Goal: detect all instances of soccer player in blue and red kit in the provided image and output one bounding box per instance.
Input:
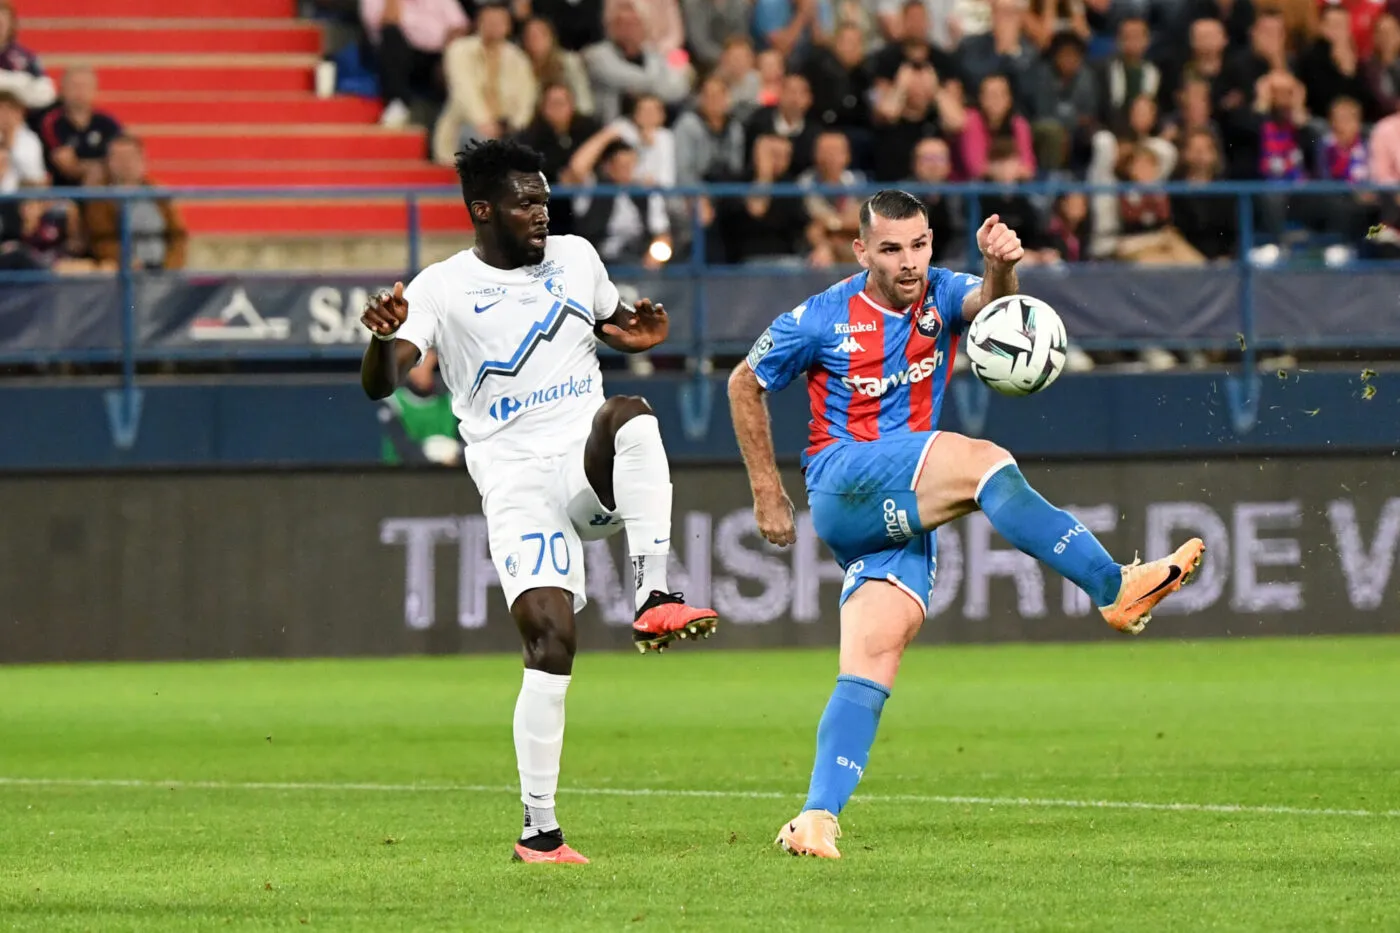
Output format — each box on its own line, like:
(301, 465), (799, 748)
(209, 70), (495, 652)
(728, 190), (1206, 858)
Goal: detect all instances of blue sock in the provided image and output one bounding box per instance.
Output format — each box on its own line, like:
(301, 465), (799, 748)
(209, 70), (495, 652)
(977, 462), (1123, 607)
(802, 675), (890, 815)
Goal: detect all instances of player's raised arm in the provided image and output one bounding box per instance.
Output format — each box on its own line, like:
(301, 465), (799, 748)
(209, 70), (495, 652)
(360, 281), (425, 399)
(962, 213), (1024, 322)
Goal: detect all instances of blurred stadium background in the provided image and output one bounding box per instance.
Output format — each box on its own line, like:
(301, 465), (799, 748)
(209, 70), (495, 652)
(3, 0), (1400, 929)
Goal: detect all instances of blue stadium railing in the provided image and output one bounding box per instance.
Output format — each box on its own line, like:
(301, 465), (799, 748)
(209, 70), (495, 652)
(2, 179), (1398, 430)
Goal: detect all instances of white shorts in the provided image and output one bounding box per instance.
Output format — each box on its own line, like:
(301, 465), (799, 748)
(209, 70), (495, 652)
(464, 440), (625, 613)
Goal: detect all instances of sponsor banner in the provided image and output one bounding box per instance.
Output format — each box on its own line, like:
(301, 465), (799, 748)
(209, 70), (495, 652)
(1, 459), (1397, 663)
(5, 265), (1400, 356)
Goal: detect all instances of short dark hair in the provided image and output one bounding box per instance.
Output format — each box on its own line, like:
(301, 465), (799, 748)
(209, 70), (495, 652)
(453, 138), (547, 212)
(859, 189), (928, 238)
(987, 137), (1020, 163)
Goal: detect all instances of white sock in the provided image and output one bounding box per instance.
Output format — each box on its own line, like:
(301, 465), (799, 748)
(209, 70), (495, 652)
(513, 668), (570, 839)
(612, 414), (672, 611)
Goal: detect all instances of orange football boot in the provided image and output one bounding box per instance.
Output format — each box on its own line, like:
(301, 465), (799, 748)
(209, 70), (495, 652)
(512, 831), (590, 864)
(775, 809), (842, 859)
(1099, 538), (1206, 634)
(633, 590), (718, 654)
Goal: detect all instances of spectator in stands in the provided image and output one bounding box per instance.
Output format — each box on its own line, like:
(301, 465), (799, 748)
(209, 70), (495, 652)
(909, 136), (958, 258)
(980, 138), (1057, 263)
(604, 0), (685, 55)
(1161, 76), (1221, 147)
(716, 37), (764, 120)
(0, 197), (92, 273)
(1222, 9), (1291, 109)
(1180, 0), (1255, 49)
(745, 72), (818, 174)
(727, 134), (827, 264)
(1299, 3), (1377, 121)
(752, 48), (787, 109)
(872, 1), (960, 104)
(520, 16), (596, 116)
(1312, 95), (1372, 263)
(515, 82), (601, 233)
(518, 0), (605, 51)
(360, 0), (469, 127)
(1165, 17), (1230, 109)
(955, 0), (996, 39)
(0, 90), (44, 192)
(680, 0), (755, 72)
(583, 0), (694, 123)
(1086, 112), (1177, 257)
(875, 0), (961, 52)
(802, 23), (874, 130)
(433, 3), (537, 163)
(565, 127), (672, 265)
(1170, 126), (1237, 260)
(868, 61), (954, 181)
(1025, 0), (1092, 50)
(752, 0), (834, 62)
(957, 0), (1039, 110)
(1096, 16), (1163, 129)
(611, 93), (677, 189)
(1369, 94), (1400, 244)
(1029, 30), (1099, 173)
(674, 76), (747, 185)
(36, 68), (123, 188)
(799, 130), (865, 261)
(1365, 13), (1400, 114)
(1114, 143), (1205, 264)
(955, 72), (1036, 181)
(82, 136), (187, 272)
(1046, 190), (1092, 261)
(0, 0), (55, 111)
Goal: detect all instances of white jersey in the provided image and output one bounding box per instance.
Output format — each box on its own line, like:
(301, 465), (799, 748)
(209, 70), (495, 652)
(396, 235), (620, 460)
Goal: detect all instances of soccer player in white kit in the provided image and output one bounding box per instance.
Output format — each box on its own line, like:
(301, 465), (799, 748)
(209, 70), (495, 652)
(360, 140), (719, 865)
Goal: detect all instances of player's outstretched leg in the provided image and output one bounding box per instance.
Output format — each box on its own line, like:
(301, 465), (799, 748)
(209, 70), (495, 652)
(584, 396), (718, 653)
(914, 433), (1205, 634)
(777, 581), (919, 859)
(510, 587), (589, 864)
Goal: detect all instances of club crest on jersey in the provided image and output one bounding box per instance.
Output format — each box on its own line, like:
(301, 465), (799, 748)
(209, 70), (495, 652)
(505, 553), (520, 577)
(916, 301), (942, 339)
(544, 276), (567, 300)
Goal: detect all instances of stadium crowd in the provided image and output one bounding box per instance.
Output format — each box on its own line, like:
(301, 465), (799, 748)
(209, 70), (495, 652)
(322, 0), (1400, 271)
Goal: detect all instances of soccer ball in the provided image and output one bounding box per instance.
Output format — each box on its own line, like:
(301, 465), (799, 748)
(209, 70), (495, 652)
(965, 295), (1068, 397)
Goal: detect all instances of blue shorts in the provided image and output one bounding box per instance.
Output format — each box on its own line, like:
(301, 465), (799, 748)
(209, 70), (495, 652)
(805, 432), (941, 615)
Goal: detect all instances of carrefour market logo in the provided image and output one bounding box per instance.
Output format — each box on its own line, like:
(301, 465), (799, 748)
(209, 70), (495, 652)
(488, 374), (595, 422)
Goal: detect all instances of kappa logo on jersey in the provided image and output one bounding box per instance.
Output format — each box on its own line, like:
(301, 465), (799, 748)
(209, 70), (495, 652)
(789, 303), (807, 323)
(915, 302), (942, 339)
(841, 352), (946, 398)
(488, 374), (595, 421)
(835, 336), (865, 353)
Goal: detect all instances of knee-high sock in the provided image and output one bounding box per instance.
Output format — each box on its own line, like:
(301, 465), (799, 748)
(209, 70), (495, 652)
(976, 460), (1123, 607)
(802, 675), (890, 816)
(612, 414), (672, 610)
(514, 669), (570, 838)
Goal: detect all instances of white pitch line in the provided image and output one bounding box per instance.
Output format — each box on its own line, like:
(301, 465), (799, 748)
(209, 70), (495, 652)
(1, 776), (1397, 819)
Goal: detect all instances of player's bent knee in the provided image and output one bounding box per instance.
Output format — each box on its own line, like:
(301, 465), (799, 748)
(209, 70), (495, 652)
(838, 581), (925, 684)
(511, 588), (577, 674)
(594, 394), (654, 437)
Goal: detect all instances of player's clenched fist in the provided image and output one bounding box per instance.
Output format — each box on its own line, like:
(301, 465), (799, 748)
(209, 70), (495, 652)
(976, 213), (1024, 269)
(754, 490), (797, 547)
(362, 281), (409, 338)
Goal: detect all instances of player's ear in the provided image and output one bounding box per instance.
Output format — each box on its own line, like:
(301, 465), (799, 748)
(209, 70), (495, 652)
(468, 200), (491, 225)
(852, 238), (869, 270)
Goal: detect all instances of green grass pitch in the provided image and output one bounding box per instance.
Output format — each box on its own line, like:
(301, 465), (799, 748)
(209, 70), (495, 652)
(3, 636), (1400, 932)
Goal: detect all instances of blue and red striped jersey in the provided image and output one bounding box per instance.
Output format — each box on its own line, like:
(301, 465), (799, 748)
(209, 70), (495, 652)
(745, 266), (982, 464)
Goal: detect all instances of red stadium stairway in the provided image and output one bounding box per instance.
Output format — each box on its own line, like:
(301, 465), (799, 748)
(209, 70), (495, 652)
(22, 3), (463, 241)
